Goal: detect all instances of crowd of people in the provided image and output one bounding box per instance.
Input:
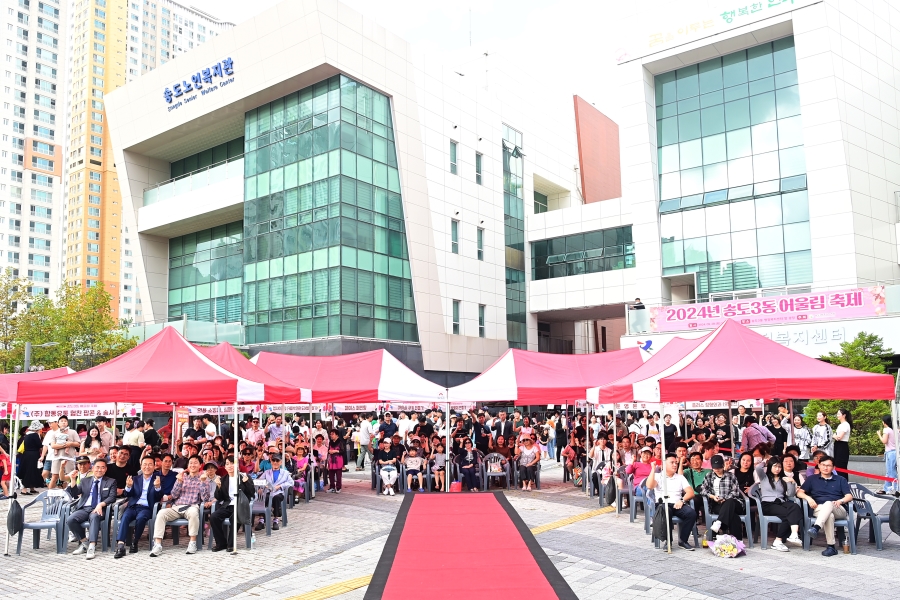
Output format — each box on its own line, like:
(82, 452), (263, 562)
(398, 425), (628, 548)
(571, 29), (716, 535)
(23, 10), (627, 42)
(1, 403), (896, 559)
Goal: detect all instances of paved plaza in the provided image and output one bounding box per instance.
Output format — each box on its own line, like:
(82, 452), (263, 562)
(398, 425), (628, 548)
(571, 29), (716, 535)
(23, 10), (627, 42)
(2, 460), (898, 600)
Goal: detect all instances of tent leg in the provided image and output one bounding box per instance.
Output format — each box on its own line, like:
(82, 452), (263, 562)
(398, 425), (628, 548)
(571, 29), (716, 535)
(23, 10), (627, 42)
(233, 402), (239, 553)
(660, 412), (672, 554)
(788, 399), (794, 446)
(728, 402), (735, 458)
(172, 405), (178, 453)
(282, 402), (287, 454)
(4, 405), (19, 556)
(446, 402), (451, 492)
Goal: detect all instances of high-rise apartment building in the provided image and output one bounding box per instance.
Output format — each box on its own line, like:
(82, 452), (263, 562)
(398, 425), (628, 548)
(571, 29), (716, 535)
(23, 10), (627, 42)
(2, 0), (68, 296)
(63, 0), (231, 320)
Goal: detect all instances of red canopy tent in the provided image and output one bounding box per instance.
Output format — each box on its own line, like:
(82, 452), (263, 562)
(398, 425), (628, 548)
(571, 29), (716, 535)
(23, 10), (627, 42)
(587, 318), (895, 403)
(16, 327), (277, 405)
(448, 347), (645, 405)
(250, 349), (447, 405)
(196, 342), (308, 405)
(0, 367), (72, 406)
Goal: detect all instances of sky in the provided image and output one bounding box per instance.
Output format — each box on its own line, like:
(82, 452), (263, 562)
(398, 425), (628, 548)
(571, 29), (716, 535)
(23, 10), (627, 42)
(183, 0), (726, 124)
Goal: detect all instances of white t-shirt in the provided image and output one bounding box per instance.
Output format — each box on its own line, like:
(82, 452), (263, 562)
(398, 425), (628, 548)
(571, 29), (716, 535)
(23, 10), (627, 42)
(358, 421), (373, 445)
(42, 431), (56, 461)
(655, 473), (691, 504)
(836, 421), (851, 444)
(883, 427), (896, 452)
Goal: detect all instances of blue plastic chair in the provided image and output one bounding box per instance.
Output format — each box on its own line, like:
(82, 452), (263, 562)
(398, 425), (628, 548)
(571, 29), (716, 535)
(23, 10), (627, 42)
(850, 482), (889, 551)
(17, 491), (70, 555)
(701, 492), (754, 548)
(800, 497), (856, 554)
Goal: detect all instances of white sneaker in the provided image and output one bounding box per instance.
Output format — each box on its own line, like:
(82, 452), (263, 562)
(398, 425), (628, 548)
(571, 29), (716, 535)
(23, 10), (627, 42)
(388, 487), (395, 496)
(85, 545), (96, 559)
(185, 541), (197, 554)
(786, 535), (802, 546)
(149, 543), (163, 557)
(71, 543), (86, 556)
(772, 540), (789, 552)
(382, 488), (390, 495)
(68, 532), (76, 543)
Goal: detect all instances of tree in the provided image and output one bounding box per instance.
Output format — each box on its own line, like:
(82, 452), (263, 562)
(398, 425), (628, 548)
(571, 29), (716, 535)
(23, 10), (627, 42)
(0, 268), (33, 373)
(4, 283), (136, 372)
(804, 332), (894, 456)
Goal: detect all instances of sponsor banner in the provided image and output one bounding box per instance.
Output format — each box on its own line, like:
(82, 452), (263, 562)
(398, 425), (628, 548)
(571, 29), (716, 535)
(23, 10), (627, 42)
(332, 404), (371, 413)
(118, 403), (143, 418)
(649, 287), (884, 332)
(18, 403), (118, 419)
(387, 403), (433, 413)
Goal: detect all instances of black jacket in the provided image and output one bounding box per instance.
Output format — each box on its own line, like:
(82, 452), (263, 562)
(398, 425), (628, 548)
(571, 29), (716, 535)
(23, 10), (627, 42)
(492, 420), (514, 439)
(214, 473), (256, 504)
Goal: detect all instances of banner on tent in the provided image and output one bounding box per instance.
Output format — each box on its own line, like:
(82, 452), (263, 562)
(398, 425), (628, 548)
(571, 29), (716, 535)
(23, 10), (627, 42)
(449, 402), (476, 411)
(18, 403), (118, 419)
(333, 404), (371, 413)
(259, 404), (322, 414)
(387, 403), (433, 412)
(184, 405), (255, 416)
(685, 399), (764, 410)
(117, 403), (143, 418)
(649, 286), (885, 332)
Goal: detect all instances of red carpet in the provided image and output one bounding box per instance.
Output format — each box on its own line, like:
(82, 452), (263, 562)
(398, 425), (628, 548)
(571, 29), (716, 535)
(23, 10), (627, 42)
(366, 492), (574, 600)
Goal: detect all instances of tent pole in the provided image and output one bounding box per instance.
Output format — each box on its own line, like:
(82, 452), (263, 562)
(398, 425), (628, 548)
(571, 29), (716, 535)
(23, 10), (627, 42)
(172, 405), (178, 452)
(893, 377), (900, 493)
(233, 401), (239, 554)
(445, 402), (450, 492)
(728, 402), (735, 458)
(3, 403), (19, 556)
(282, 402), (287, 456)
(660, 407), (672, 554)
(788, 399), (794, 446)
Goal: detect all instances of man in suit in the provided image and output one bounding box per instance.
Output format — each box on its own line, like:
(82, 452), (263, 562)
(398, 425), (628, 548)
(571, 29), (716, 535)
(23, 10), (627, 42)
(114, 456), (162, 558)
(66, 458), (116, 559)
(492, 411), (514, 440)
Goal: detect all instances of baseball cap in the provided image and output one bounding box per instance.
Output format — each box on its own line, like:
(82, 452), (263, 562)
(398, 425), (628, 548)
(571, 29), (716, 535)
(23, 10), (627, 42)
(710, 454), (725, 469)
(640, 447), (652, 454)
(75, 456), (91, 465)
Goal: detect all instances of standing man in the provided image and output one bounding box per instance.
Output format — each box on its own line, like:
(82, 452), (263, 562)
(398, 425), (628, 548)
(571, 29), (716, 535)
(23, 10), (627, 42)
(493, 411), (514, 441)
(356, 412), (374, 471)
(472, 412), (492, 455)
(39, 419), (58, 484)
(266, 414), (284, 444)
(49, 415), (80, 489)
(66, 458), (116, 559)
(377, 412), (398, 443)
(96, 417), (115, 458)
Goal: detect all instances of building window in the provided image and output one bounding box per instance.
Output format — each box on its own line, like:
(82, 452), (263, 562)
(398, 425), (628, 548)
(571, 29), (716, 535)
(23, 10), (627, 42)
(452, 300), (460, 335)
(654, 36), (809, 298)
(450, 219), (459, 254)
(449, 140), (457, 175)
(478, 304), (485, 338)
(475, 152), (482, 185)
(534, 191), (548, 214)
(477, 227), (484, 261)
(531, 226), (635, 281)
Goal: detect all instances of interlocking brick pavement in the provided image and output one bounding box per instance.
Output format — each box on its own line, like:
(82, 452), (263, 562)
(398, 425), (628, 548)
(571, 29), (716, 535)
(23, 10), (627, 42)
(4, 459), (899, 600)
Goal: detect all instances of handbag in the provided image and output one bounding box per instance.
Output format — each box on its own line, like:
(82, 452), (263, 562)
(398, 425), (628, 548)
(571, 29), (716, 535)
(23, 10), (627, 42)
(6, 499), (23, 536)
(572, 466), (583, 487)
(651, 503), (670, 542)
(604, 477), (616, 506)
(236, 489), (252, 525)
(890, 499), (900, 536)
(449, 481), (462, 493)
(17, 440), (23, 454)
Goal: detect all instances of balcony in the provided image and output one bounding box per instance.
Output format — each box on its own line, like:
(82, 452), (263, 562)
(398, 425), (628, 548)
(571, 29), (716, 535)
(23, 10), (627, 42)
(143, 155), (243, 206)
(129, 317), (244, 346)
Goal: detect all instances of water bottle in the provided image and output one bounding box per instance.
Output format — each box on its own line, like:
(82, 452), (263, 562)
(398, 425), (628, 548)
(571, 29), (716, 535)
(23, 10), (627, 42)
(251, 533), (256, 549)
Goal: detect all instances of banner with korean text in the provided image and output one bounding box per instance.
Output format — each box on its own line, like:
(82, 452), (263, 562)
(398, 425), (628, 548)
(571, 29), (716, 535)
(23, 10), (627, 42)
(18, 403), (119, 420)
(648, 287), (884, 333)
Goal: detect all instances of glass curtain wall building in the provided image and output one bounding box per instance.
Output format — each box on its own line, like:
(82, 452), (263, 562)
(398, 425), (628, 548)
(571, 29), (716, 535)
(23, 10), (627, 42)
(168, 222), (243, 322)
(655, 36), (812, 299)
(502, 125), (526, 349)
(241, 75), (417, 345)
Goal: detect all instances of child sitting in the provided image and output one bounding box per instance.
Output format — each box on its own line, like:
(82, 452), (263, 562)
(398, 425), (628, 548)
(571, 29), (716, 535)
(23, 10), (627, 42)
(404, 446), (425, 492)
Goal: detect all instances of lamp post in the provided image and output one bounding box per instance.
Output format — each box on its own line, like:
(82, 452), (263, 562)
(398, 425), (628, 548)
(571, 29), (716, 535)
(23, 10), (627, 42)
(23, 341), (58, 372)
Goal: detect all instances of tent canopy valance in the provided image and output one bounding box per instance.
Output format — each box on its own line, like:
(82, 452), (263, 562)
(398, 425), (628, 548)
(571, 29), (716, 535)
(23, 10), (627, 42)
(15, 328), (282, 405)
(0, 367), (73, 404)
(448, 347), (645, 405)
(588, 319), (895, 404)
(250, 349), (446, 404)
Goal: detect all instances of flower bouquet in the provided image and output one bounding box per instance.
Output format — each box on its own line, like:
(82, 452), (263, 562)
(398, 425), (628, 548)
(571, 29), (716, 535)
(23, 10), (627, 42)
(709, 534), (745, 558)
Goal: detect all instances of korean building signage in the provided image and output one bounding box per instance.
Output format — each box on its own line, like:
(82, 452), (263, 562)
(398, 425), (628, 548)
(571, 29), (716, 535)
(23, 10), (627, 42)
(163, 57), (234, 112)
(617, 0), (822, 63)
(649, 287), (885, 333)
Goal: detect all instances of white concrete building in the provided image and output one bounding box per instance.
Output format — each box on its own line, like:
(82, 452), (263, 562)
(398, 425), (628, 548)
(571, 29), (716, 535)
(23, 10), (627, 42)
(105, 0), (605, 384)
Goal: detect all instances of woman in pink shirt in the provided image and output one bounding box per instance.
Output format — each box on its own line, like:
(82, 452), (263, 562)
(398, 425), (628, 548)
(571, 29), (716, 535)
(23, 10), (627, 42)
(626, 447), (654, 500)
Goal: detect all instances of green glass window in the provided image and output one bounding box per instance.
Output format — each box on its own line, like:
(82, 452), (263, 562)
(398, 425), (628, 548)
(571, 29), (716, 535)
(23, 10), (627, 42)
(654, 36), (809, 299)
(242, 75), (417, 344)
